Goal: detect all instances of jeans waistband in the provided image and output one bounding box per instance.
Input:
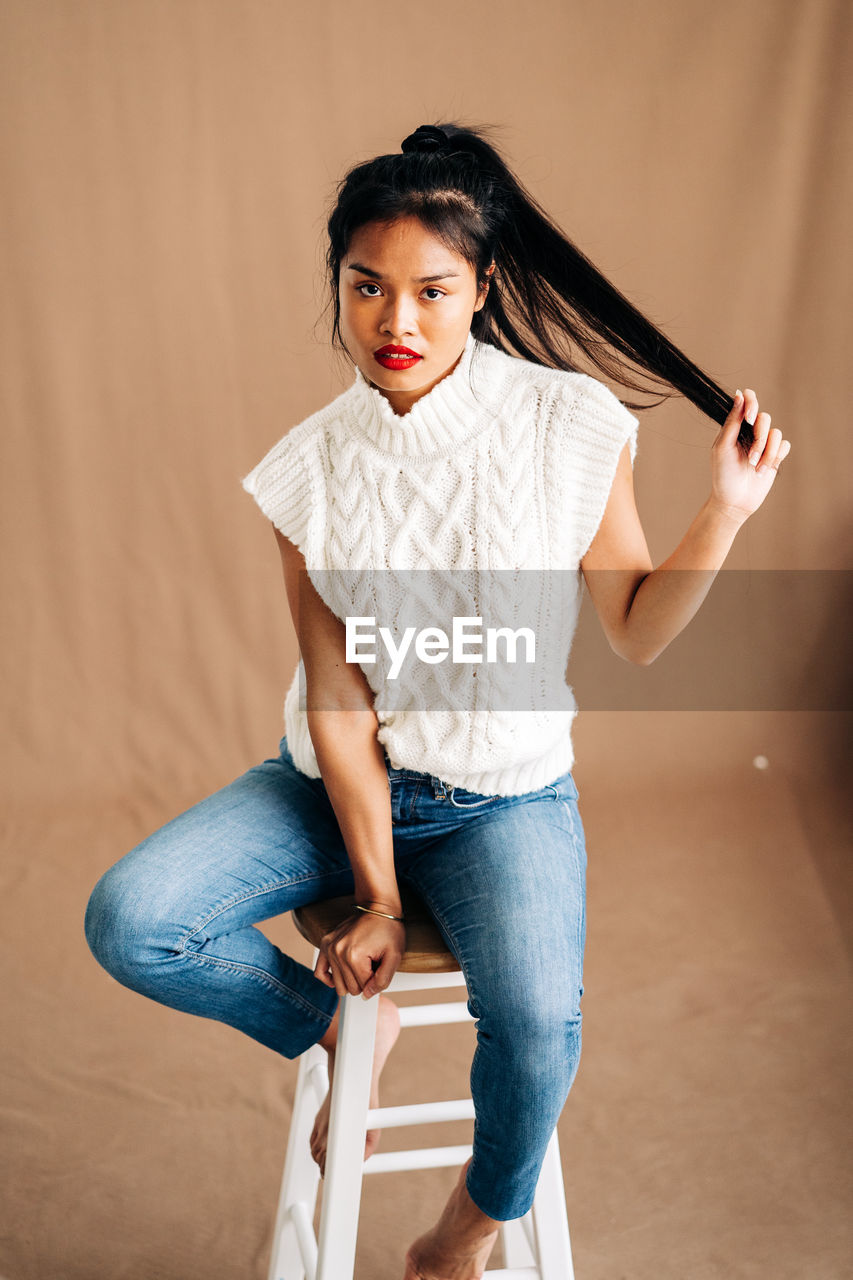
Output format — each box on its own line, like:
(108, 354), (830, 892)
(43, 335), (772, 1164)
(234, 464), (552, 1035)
(384, 758), (563, 807)
(385, 761), (449, 800)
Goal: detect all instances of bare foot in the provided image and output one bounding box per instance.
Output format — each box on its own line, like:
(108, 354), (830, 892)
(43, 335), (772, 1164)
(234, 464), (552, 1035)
(310, 992), (402, 1176)
(403, 1157), (501, 1279)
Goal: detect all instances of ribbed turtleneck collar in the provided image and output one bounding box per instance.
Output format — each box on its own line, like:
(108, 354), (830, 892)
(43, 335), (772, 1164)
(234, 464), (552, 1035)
(349, 330), (505, 457)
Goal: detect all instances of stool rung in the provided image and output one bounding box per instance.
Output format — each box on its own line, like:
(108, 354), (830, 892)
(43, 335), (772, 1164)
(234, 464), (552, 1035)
(398, 1000), (473, 1027)
(366, 1098), (475, 1127)
(285, 1199), (318, 1280)
(363, 1142), (473, 1174)
(483, 1270), (539, 1278)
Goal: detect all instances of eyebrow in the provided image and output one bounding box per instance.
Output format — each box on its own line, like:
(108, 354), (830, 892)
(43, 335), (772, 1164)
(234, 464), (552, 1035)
(346, 262), (461, 283)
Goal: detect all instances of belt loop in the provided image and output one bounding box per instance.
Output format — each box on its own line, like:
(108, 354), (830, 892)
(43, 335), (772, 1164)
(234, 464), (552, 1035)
(431, 775), (447, 800)
(546, 784), (558, 800)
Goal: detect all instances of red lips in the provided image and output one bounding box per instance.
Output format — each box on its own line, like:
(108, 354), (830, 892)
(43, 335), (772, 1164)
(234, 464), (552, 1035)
(374, 345), (423, 370)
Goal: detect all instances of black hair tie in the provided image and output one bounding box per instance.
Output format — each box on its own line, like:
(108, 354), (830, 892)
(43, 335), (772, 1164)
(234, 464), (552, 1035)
(401, 124), (450, 154)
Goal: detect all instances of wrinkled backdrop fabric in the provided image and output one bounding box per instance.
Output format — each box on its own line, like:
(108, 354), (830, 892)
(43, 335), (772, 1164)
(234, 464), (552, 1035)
(1, 1), (851, 1277)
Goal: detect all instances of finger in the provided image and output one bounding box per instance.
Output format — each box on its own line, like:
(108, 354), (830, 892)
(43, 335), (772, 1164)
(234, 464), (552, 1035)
(738, 388), (760, 456)
(747, 411), (772, 467)
(752, 422), (780, 470)
(329, 962), (349, 1000)
(352, 957), (379, 996)
(318, 948), (347, 998)
(319, 964), (340, 992)
(367, 950), (402, 996)
(361, 957), (381, 998)
(360, 968), (380, 999)
(314, 942), (338, 984)
(755, 429), (785, 474)
(719, 389), (745, 438)
(331, 949), (363, 996)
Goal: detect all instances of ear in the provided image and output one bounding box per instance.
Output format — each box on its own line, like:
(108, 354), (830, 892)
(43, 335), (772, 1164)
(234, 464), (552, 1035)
(475, 260), (496, 311)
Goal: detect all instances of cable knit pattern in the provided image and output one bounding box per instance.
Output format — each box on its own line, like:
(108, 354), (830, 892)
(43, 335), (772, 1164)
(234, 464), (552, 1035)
(241, 330), (639, 795)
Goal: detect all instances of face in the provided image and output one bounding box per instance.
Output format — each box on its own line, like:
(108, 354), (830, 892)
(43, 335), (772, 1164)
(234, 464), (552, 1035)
(339, 215), (493, 417)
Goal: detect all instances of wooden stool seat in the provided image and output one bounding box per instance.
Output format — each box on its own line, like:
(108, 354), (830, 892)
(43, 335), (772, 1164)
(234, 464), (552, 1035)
(293, 884), (460, 973)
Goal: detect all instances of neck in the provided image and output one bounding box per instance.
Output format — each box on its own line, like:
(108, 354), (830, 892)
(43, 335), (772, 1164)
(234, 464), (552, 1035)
(368, 347), (467, 418)
(348, 331), (510, 457)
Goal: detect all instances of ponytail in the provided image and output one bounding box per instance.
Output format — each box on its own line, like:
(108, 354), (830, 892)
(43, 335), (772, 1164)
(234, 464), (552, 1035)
(323, 120), (751, 452)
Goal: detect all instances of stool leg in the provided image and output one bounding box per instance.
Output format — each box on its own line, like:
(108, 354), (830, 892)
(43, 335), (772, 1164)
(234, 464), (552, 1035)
(315, 992), (379, 1280)
(528, 1127), (575, 1280)
(267, 1042), (327, 1280)
(500, 1212), (537, 1270)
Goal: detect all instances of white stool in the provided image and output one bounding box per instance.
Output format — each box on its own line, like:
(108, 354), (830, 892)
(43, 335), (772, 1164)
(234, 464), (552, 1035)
(267, 888), (576, 1280)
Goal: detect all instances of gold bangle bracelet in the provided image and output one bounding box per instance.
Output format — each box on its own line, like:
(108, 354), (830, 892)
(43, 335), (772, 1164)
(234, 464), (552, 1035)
(354, 904), (406, 923)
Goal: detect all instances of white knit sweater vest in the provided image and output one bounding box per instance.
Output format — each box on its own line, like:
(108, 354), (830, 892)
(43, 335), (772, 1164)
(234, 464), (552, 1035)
(241, 330), (639, 796)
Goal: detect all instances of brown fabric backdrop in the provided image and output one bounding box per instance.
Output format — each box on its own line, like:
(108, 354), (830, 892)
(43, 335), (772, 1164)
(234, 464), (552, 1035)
(2, 1), (851, 1276)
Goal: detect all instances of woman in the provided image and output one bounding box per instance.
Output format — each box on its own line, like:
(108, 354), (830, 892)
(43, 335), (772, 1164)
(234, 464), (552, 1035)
(85, 121), (791, 1279)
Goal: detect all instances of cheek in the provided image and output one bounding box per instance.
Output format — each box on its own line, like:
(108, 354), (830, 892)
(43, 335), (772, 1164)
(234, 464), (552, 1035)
(338, 299), (360, 338)
(433, 295), (475, 325)
(342, 297), (372, 331)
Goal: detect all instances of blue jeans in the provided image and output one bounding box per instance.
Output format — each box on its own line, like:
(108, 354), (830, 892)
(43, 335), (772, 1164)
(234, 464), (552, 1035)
(84, 735), (587, 1221)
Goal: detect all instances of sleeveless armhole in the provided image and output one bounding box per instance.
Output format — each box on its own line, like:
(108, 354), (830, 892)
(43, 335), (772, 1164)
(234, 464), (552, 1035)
(240, 429), (317, 564)
(553, 373), (640, 566)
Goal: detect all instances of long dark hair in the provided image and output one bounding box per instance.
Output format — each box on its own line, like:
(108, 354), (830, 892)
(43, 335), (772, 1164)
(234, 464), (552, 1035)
(321, 119), (751, 451)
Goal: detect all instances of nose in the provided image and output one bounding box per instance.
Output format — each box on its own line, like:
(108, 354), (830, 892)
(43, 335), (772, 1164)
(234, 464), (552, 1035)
(379, 293), (418, 339)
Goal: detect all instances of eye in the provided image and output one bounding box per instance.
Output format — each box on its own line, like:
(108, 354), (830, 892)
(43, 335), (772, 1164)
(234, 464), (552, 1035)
(354, 282), (447, 300)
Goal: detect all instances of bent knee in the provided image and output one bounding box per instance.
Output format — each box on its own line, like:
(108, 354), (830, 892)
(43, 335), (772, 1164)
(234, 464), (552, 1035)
(84, 862), (178, 985)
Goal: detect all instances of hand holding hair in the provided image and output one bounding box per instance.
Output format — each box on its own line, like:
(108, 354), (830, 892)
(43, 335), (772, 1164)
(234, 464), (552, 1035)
(709, 387), (793, 524)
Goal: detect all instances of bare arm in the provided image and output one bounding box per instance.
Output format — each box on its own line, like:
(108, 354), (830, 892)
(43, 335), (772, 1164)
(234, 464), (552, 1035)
(580, 388), (792, 666)
(275, 527), (403, 995)
(579, 443), (742, 666)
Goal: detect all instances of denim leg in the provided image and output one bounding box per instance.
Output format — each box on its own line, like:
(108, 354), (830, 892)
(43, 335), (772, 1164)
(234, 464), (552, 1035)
(83, 742), (351, 1060)
(399, 790), (587, 1221)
